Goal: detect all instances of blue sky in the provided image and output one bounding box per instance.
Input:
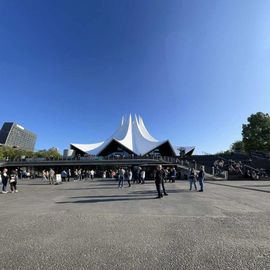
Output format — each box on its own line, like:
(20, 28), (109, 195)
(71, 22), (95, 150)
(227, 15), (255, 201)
(0, 0), (269, 154)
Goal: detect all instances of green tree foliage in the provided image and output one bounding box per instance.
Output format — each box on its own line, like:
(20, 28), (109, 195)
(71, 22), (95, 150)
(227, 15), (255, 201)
(46, 148), (62, 159)
(230, 140), (245, 152)
(242, 112), (270, 152)
(0, 146), (62, 160)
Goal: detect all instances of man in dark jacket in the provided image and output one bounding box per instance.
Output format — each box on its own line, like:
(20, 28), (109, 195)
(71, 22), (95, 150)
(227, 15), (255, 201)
(155, 165), (168, 198)
(198, 166), (205, 192)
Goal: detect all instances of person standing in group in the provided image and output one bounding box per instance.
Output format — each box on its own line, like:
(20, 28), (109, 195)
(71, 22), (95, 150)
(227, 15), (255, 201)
(61, 169), (67, 182)
(67, 169), (71, 182)
(74, 169), (78, 181)
(155, 165), (167, 198)
(140, 169), (145, 184)
(90, 169), (95, 180)
(125, 169), (131, 187)
(198, 166), (205, 192)
(171, 167), (177, 183)
(42, 170), (48, 181)
(9, 170), (18, 193)
(49, 168), (55, 185)
(189, 168), (197, 191)
(160, 166), (168, 196)
(2, 168), (9, 194)
(78, 169), (82, 180)
(118, 167), (125, 189)
(128, 169), (132, 187)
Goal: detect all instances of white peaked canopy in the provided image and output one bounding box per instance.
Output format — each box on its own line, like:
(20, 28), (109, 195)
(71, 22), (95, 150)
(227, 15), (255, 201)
(70, 115), (194, 156)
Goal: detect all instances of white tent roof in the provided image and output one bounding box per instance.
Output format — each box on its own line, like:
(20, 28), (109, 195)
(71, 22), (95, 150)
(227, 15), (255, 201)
(71, 115), (194, 156)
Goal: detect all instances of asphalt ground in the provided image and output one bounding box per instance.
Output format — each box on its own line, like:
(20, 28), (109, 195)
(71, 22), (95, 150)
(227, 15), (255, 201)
(0, 178), (270, 270)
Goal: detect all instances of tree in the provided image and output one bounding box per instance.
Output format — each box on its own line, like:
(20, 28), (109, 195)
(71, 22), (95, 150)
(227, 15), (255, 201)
(46, 147), (62, 159)
(231, 140), (245, 153)
(242, 112), (270, 152)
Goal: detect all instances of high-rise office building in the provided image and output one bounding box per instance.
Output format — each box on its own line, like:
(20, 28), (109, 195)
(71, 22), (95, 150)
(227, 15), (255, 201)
(0, 122), (37, 151)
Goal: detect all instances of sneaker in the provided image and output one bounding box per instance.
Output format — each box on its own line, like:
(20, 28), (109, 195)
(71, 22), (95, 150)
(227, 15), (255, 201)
(2, 191), (8, 194)
(164, 193), (168, 196)
(15, 190), (18, 193)
(11, 191), (15, 193)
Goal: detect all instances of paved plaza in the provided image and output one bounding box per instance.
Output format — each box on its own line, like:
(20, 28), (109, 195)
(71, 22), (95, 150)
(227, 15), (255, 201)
(0, 178), (270, 270)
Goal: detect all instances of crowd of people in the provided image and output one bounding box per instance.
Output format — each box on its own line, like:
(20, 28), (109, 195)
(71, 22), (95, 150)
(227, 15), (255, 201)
(41, 168), (96, 184)
(1, 165), (206, 197)
(213, 158), (268, 180)
(188, 167), (205, 192)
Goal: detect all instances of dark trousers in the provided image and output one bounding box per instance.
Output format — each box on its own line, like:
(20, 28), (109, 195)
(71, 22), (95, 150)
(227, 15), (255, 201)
(161, 179), (167, 195)
(2, 179), (8, 192)
(10, 181), (17, 191)
(127, 179), (131, 187)
(198, 178), (204, 191)
(155, 180), (162, 197)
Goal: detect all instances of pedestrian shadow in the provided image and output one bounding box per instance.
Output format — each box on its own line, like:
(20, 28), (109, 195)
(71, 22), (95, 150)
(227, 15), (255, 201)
(55, 196), (154, 204)
(19, 183), (50, 186)
(68, 194), (153, 199)
(129, 189), (190, 195)
(62, 187), (118, 191)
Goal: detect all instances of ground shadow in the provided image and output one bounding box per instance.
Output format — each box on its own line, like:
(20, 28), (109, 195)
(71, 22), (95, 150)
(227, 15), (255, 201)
(208, 182), (270, 194)
(61, 187), (118, 191)
(243, 184), (270, 188)
(56, 196), (154, 204)
(69, 194), (153, 199)
(129, 189), (190, 195)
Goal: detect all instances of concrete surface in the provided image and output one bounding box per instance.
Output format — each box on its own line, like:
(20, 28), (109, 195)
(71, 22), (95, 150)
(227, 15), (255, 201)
(0, 178), (270, 270)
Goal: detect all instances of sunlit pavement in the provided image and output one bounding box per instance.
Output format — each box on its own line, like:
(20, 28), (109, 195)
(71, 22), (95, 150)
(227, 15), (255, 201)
(0, 178), (270, 270)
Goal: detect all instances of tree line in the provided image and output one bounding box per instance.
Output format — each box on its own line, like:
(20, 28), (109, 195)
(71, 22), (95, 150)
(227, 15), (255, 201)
(0, 146), (62, 161)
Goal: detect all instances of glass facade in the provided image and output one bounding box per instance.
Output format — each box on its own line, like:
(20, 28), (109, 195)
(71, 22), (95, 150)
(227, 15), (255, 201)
(0, 122), (37, 151)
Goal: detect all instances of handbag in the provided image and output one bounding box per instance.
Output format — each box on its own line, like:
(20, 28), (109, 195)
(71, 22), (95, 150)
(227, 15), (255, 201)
(10, 177), (16, 183)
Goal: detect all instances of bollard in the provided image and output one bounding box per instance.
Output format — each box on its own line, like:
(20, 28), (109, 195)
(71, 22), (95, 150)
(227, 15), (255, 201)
(212, 166), (215, 175)
(224, 171), (228, 180)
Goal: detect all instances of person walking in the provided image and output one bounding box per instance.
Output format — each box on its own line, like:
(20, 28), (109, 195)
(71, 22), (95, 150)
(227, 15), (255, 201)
(198, 166), (205, 192)
(189, 168), (197, 191)
(42, 170), (48, 181)
(2, 168), (9, 194)
(49, 168), (55, 185)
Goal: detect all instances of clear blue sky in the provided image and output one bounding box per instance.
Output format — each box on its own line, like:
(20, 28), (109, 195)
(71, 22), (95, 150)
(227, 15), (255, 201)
(0, 0), (269, 154)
